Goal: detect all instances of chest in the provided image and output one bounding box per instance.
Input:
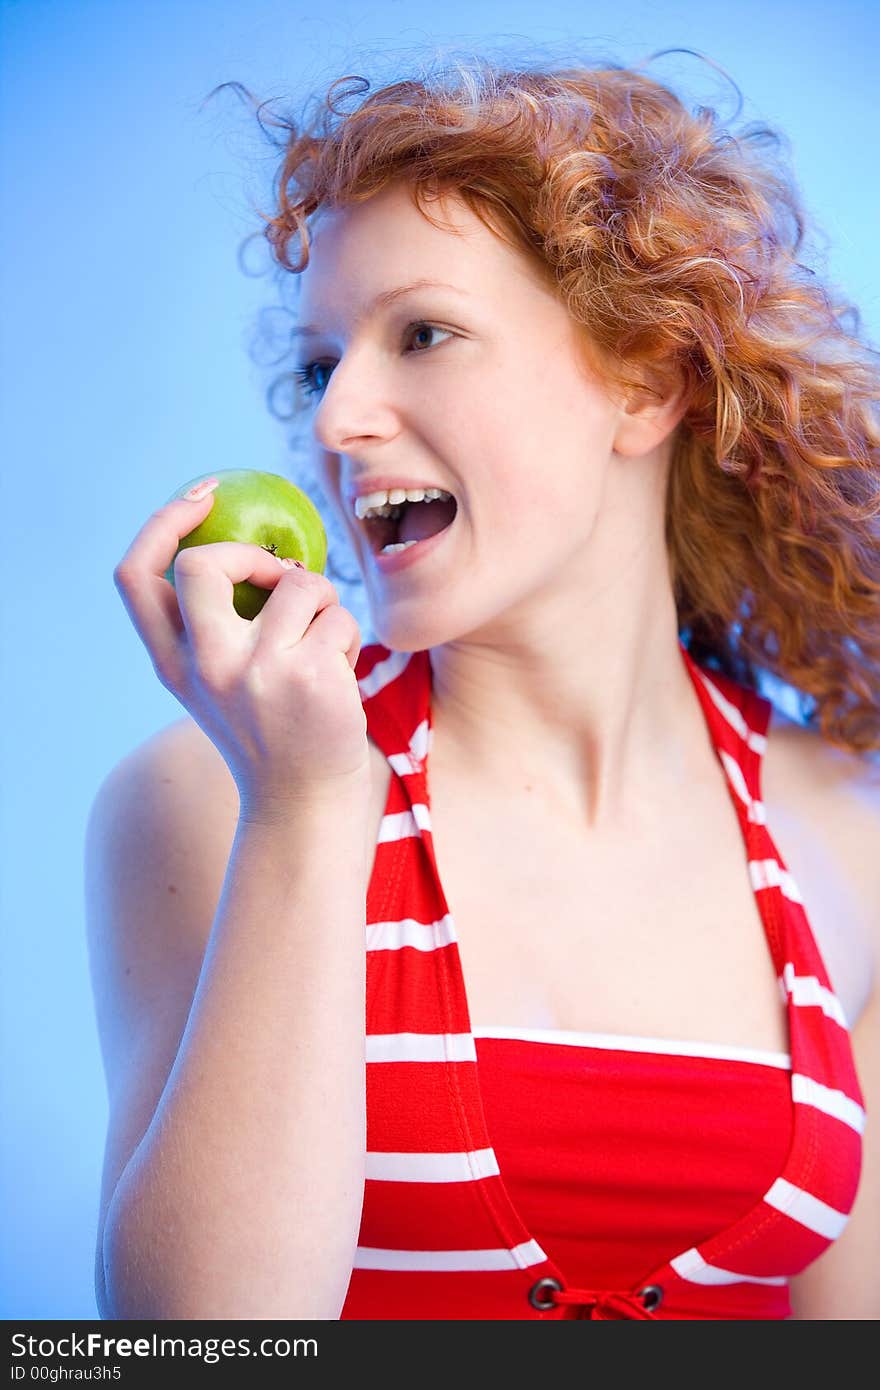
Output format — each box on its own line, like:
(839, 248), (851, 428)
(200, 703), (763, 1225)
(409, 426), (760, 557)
(363, 724), (869, 1051)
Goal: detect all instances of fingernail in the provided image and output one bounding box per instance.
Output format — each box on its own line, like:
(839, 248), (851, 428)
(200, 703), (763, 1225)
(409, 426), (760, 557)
(184, 477), (220, 501)
(278, 557), (306, 569)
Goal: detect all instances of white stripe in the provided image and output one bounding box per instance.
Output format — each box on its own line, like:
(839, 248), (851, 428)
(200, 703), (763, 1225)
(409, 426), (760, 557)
(365, 715), (429, 779)
(354, 1238), (547, 1272)
(670, 1248), (788, 1287)
(388, 750), (424, 777)
(357, 647), (412, 700)
(472, 1026), (791, 1069)
(694, 668), (768, 754)
(377, 802), (431, 843)
(365, 1147), (500, 1182)
(791, 1073), (866, 1134)
(366, 914), (456, 952)
(366, 1032), (477, 1063)
(763, 1177), (849, 1240)
(409, 717), (431, 765)
(749, 858), (803, 904)
(411, 802), (432, 832)
(377, 809), (419, 843)
(781, 963), (848, 1028)
(719, 749), (766, 823)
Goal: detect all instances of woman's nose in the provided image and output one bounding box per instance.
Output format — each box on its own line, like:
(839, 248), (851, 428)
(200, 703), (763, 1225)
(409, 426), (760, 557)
(311, 357), (401, 455)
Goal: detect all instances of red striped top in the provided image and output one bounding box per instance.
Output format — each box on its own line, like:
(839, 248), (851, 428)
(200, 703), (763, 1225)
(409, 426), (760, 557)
(340, 637), (866, 1320)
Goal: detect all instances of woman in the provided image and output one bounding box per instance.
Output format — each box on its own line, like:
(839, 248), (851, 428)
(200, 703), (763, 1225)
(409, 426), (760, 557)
(88, 53), (879, 1320)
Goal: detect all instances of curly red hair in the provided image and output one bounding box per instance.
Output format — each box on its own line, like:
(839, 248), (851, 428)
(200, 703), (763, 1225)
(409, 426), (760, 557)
(217, 51), (880, 755)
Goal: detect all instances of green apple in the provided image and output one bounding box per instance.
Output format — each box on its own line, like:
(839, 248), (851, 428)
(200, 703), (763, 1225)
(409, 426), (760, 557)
(164, 469), (328, 619)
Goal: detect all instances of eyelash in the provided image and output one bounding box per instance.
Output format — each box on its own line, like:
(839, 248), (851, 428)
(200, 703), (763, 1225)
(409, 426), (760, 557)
(292, 321), (453, 399)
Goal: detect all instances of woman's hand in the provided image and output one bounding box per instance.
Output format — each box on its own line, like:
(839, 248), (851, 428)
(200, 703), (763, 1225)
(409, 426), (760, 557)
(113, 483), (371, 820)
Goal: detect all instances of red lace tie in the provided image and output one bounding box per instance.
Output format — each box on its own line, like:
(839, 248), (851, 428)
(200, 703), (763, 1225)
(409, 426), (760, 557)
(551, 1285), (660, 1320)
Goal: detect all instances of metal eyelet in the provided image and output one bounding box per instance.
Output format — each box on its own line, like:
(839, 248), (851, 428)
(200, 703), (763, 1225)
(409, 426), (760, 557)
(528, 1276), (563, 1310)
(638, 1284), (664, 1311)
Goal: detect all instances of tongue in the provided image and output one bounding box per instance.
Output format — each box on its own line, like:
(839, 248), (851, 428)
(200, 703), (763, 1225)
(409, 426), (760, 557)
(398, 497), (457, 544)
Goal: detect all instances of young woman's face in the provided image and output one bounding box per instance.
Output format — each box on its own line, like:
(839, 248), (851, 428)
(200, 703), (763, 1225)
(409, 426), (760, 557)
(294, 180), (627, 651)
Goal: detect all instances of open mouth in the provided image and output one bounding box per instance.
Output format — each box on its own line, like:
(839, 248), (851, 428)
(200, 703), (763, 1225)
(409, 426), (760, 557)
(362, 494), (458, 555)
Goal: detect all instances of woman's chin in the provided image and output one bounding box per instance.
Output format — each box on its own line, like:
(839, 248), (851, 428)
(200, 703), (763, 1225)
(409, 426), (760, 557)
(364, 597), (460, 654)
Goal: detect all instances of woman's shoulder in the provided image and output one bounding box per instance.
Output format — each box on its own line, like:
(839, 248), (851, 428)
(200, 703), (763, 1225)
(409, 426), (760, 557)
(132, 713), (239, 804)
(153, 712), (390, 873)
(766, 701), (879, 774)
(764, 704), (880, 838)
(763, 704), (880, 1026)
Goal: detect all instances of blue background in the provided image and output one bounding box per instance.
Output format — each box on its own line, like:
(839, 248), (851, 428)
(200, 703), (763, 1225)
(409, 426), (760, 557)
(1, 0), (877, 1319)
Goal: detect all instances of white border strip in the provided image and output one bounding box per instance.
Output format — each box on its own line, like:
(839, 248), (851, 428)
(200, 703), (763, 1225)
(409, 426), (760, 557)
(354, 1238), (547, 1272)
(471, 1026), (791, 1069)
(670, 1248), (788, 1287)
(366, 1032), (477, 1064)
(763, 1178), (849, 1240)
(365, 1148), (500, 1183)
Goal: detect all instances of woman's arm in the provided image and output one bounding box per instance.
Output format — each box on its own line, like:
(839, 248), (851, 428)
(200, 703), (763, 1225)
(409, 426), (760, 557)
(87, 717), (373, 1320)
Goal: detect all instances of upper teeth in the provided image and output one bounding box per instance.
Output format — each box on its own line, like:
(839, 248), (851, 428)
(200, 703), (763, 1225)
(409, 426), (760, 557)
(354, 487), (452, 520)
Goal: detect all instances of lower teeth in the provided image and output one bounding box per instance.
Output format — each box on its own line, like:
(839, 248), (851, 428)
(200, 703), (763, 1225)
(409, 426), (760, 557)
(380, 539), (419, 554)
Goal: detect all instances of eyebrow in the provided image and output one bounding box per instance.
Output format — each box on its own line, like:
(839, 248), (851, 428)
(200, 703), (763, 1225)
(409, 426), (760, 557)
(291, 279), (467, 338)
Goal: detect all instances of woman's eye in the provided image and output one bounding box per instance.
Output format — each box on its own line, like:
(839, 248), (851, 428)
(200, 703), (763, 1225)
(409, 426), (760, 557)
(293, 321), (452, 399)
(293, 361), (333, 399)
(408, 323), (448, 352)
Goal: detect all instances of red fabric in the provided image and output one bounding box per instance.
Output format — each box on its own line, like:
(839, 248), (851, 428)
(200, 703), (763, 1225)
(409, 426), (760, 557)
(476, 1036), (793, 1317)
(340, 639), (866, 1320)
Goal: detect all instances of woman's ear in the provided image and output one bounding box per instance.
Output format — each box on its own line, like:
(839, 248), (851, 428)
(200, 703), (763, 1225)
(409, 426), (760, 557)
(611, 364), (690, 459)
